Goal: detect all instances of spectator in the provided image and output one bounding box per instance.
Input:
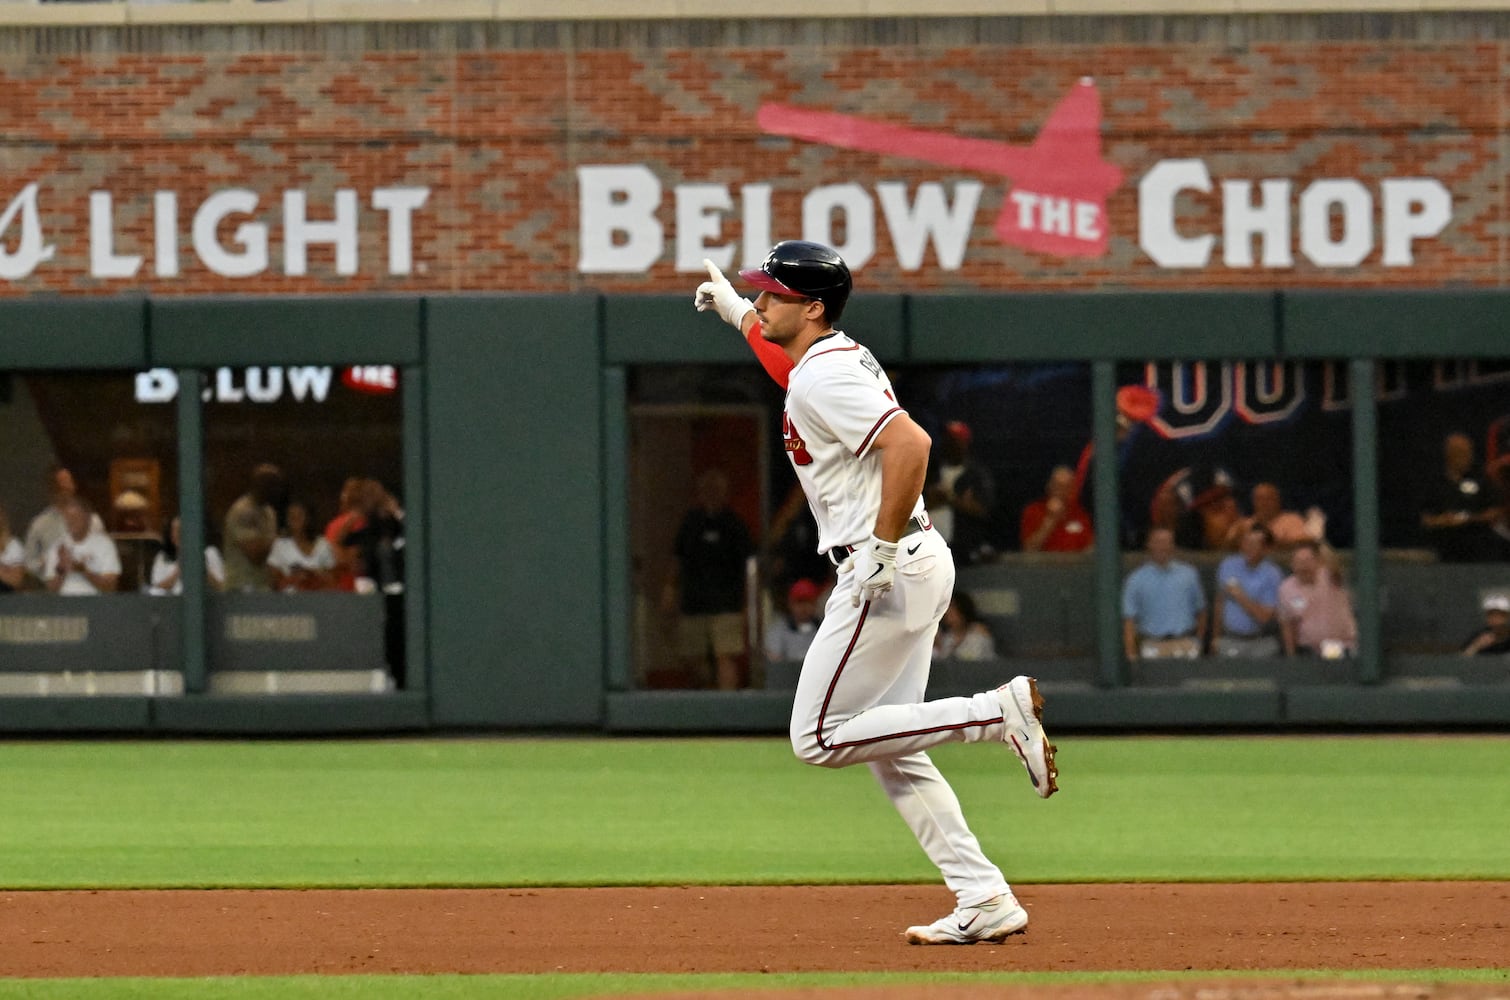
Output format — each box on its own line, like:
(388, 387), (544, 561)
(0, 504), (25, 592)
(663, 468), (753, 691)
(268, 500), (338, 592)
(1145, 483), (1186, 548)
(1278, 540), (1358, 658)
(147, 516), (226, 596)
(933, 590), (998, 661)
(1155, 465), (1237, 551)
(324, 476), (368, 591)
(222, 463), (283, 592)
(345, 480), (405, 595)
(1419, 432), (1500, 563)
(1225, 482), (1324, 550)
(1211, 525), (1283, 658)
(1020, 465), (1094, 553)
(23, 463), (105, 580)
(765, 577), (824, 663)
(1121, 527), (1206, 660)
(925, 420), (997, 565)
(42, 497), (119, 595)
(1461, 593), (1510, 656)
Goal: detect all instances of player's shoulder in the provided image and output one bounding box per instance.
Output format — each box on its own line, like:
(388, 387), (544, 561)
(793, 332), (882, 380)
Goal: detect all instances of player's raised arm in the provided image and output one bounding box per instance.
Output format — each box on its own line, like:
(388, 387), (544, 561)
(694, 259), (793, 388)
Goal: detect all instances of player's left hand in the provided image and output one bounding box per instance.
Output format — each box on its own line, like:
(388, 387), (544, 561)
(850, 535), (898, 607)
(694, 259), (755, 329)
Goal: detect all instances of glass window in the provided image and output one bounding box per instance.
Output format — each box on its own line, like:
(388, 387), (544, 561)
(0, 371), (179, 695)
(196, 364), (405, 692)
(1377, 360), (1510, 669)
(1116, 360), (1354, 671)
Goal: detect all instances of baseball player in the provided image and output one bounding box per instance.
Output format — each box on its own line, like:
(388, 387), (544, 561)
(695, 240), (1058, 945)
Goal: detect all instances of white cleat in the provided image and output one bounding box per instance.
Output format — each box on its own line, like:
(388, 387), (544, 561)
(996, 675), (1059, 798)
(904, 893), (1029, 945)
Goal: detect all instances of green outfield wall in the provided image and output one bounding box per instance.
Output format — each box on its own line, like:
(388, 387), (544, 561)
(1, 292), (1507, 734)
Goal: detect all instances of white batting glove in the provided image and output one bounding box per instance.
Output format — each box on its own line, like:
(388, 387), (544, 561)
(849, 536), (898, 607)
(694, 259), (755, 329)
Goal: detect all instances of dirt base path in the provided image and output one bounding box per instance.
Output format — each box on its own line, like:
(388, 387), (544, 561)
(1, 882), (1506, 979)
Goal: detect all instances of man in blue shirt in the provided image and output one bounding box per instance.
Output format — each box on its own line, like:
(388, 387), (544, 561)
(1122, 527), (1206, 660)
(1212, 524), (1283, 658)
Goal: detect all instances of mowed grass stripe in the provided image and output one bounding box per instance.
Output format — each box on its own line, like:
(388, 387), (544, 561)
(3, 735), (1507, 888)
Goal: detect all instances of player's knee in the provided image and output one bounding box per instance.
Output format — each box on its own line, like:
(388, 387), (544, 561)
(790, 730), (842, 768)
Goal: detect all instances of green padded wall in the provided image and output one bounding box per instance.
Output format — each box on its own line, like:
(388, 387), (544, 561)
(909, 293), (1277, 361)
(1283, 290), (1510, 358)
(424, 295), (603, 726)
(603, 294), (906, 365)
(150, 297), (422, 366)
(0, 298), (148, 369)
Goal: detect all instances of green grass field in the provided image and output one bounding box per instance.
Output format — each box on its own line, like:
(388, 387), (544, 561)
(3, 734), (1508, 997)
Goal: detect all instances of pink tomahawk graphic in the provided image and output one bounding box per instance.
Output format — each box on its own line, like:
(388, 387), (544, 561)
(757, 78), (1124, 259)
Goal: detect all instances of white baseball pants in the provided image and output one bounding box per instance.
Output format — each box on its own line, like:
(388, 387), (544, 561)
(789, 527), (1012, 907)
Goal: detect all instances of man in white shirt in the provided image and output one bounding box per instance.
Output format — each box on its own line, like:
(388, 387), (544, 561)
(43, 497), (120, 596)
(24, 464), (105, 580)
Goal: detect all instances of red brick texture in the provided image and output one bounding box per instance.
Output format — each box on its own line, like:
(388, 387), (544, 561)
(0, 41), (1502, 295)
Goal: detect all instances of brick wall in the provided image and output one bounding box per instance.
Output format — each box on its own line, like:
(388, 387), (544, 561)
(0, 29), (1503, 296)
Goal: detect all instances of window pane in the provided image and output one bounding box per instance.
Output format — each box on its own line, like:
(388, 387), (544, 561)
(0, 371), (179, 695)
(199, 364), (405, 692)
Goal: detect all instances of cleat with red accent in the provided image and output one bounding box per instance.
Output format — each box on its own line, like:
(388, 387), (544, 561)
(996, 675), (1059, 798)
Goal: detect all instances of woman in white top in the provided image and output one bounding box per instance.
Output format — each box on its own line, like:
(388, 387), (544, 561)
(0, 504), (26, 592)
(267, 500), (337, 592)
(149, 516), (226, 596)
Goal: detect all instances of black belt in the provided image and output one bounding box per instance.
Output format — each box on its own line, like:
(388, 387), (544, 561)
(827, 515), (928, 567)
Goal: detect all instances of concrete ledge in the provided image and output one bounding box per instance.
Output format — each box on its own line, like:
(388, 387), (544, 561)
(0, 671), (183, 696)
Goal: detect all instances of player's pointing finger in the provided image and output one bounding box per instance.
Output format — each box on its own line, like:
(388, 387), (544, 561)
(703, 259), (726, 283)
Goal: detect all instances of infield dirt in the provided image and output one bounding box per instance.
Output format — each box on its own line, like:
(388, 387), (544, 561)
(1, 882), (1506, 979)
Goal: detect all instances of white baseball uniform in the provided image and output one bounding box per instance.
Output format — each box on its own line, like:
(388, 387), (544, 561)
(781, 330), (1015, 908)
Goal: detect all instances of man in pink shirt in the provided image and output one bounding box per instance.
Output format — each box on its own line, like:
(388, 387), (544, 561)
(1277, 540), (1357, 658)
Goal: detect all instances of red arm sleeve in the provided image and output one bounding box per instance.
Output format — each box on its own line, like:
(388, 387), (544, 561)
(744, 320), (793, 389)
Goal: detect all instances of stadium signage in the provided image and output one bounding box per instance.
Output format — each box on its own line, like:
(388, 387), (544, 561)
(576, 80), (1453, 275)
(577, 163), (1453, 275)
(0, 183), (430, 281)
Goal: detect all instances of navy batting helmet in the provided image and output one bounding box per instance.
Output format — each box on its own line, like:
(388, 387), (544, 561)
(739, 241), (852, 324)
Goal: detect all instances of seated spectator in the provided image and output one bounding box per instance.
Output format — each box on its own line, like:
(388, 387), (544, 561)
(1461, 593), (1510, 656)
(1225, 482), (1324, 551)
(933, 591), (997, 661)
(1211, 525), (1283, 658)
(345, 480), (405, 595)
(1278, 540), (1357, 658)
(148, 516), (226, 596)
(765, 578), (823, 663)
(42, 497), (120, 595)
(0, 504), (25, 592)
(1419, 432), (1500, 563)
(268, 500), (337, 592)
(1020, 465), (1094, 553)
(325, 476), (369, 591)
(222, 462), (283, 592)
(1121, 527), (1206, 660)
(23, 463), (105, 581)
